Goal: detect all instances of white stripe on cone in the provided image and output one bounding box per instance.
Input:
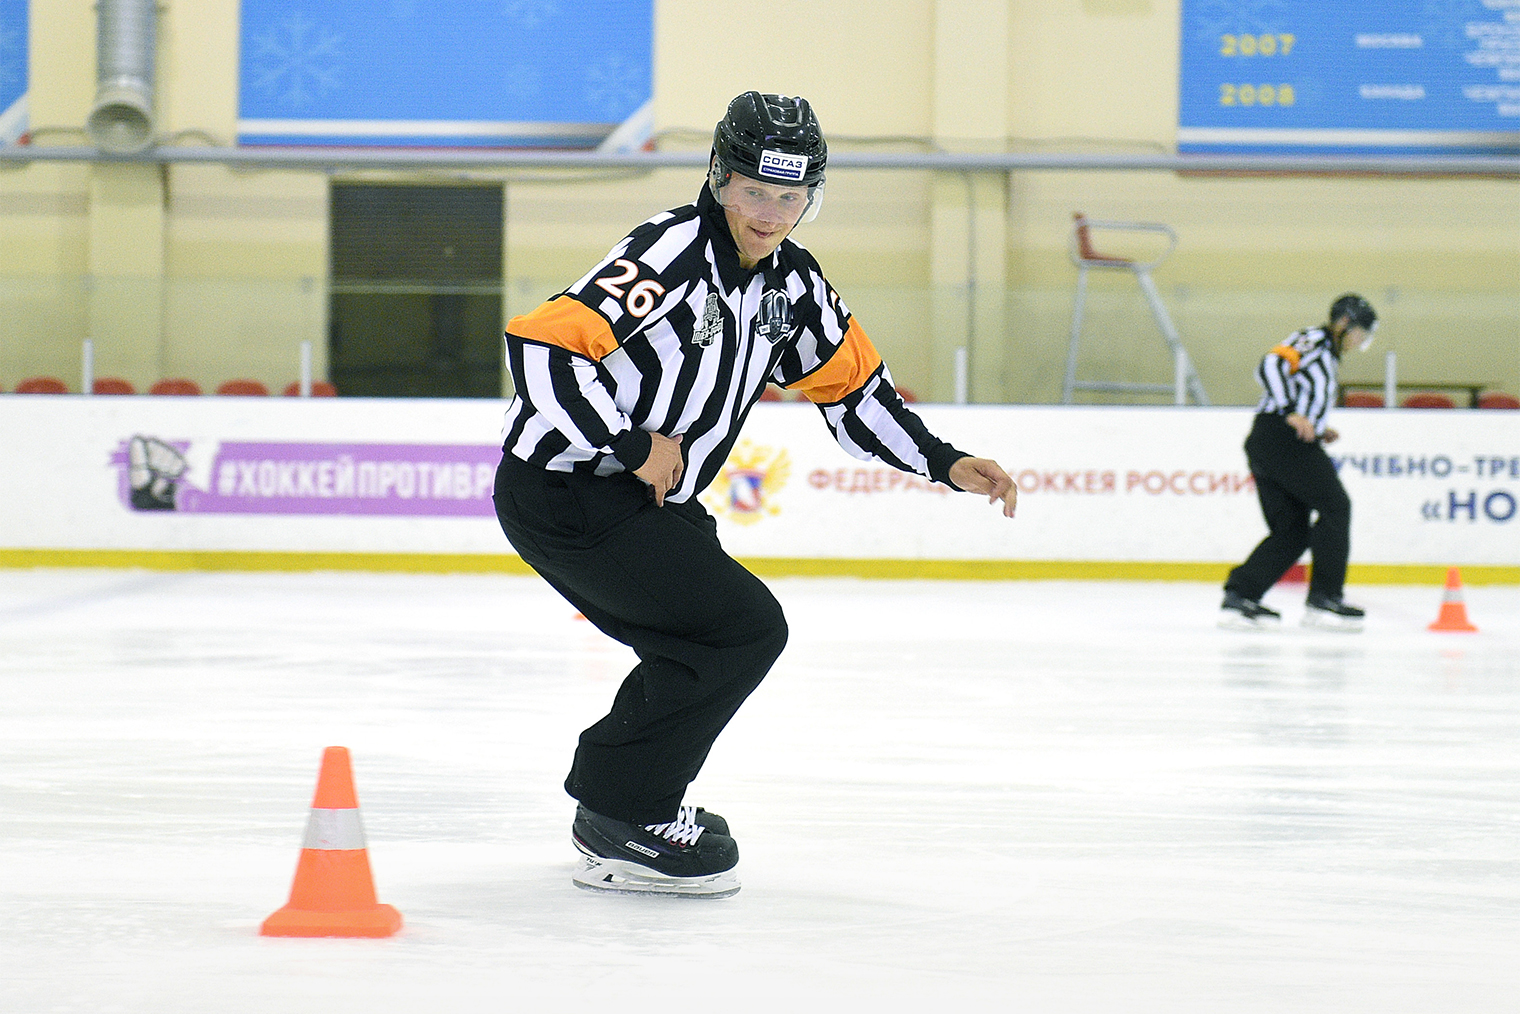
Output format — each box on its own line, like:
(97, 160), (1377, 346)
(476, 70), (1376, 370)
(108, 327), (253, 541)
(302, 807), (367, 850)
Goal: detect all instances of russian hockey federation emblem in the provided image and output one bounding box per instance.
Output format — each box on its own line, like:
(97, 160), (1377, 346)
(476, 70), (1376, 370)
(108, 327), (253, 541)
(692, 292), (722, 347)
(755, 290), (793, 344)
(704, 441), (791, 526)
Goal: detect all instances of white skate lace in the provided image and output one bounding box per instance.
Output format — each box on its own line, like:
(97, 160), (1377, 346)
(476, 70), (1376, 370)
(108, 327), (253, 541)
(643, 804), (704, 846)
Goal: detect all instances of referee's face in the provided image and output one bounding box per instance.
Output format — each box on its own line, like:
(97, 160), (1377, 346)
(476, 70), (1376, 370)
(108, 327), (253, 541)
(721, 174), (807, 269)
(1330, 317), (1372, 356)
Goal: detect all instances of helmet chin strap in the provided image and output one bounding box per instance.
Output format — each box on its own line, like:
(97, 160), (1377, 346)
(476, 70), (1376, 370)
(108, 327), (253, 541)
(1332, 317), (1377, 354)
(1358, 322), (1378, 353)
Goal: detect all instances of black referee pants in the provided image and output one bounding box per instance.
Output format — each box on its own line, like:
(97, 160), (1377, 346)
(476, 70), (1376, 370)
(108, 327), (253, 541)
(1225, 412), (1352, 602)
(493, 455), (787, 827)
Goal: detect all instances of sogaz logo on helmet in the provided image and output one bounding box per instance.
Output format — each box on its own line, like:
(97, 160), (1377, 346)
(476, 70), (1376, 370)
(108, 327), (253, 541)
(758, 149), (808, 182)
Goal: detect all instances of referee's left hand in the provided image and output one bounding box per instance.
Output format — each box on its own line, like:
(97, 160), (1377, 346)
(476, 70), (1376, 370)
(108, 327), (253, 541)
(949, 456), (1018, 518)
(637, 433), (684, 506)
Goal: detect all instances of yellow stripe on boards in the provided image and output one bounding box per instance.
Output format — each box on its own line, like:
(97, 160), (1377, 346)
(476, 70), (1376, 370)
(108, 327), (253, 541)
(2, 549), (1516, 585)
(0, 548), (539, 575)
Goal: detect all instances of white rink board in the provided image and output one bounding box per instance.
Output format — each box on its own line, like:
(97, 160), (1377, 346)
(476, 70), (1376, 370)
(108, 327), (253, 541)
(0, 397), (1516, 566)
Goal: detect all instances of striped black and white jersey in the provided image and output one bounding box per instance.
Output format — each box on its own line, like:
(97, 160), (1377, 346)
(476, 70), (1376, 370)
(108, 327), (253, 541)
(500, 183), (967, 503)
(1254, 326), (1339, 435)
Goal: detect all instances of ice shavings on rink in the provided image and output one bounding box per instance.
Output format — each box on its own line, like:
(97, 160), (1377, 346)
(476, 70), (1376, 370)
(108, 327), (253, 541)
(1, 570), (1518, 1012)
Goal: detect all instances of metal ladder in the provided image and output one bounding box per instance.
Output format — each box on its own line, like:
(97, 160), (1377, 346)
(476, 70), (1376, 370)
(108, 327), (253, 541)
(1062, 212), (1208, 406)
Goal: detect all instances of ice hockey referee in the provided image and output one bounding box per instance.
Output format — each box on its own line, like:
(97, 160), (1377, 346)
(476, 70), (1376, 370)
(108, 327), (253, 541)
(491, 91), (1020, 896)
(1220, 293), (1378, 631)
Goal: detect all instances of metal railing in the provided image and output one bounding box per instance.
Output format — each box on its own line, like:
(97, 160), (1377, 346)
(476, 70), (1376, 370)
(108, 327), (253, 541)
(2, 144), (1519, 176)
(5, 142), (1517, 403)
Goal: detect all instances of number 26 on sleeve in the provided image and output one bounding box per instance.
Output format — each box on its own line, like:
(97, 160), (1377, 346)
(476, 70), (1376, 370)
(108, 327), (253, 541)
(593, 258), (667, 318)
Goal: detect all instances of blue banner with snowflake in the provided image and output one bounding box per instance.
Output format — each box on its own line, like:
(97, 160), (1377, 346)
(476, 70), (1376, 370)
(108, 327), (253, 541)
(237, 0), (652, 149)
(1179, 0), (1520, 154)
(0, 0), (27, 145)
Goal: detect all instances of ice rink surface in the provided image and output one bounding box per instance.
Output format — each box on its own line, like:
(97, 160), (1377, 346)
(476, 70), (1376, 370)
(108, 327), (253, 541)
(2, 568), (1517, 1013)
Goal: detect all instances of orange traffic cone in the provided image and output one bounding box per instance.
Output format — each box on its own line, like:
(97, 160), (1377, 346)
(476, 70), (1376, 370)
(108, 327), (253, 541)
(261, 747), (403, 938)
(1428, 567), (1479, 633)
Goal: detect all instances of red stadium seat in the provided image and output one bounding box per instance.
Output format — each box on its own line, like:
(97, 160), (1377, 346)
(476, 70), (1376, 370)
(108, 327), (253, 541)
(150, 378), (202, 396)
(92, 377), (136, 395)
(758, 386), (784, 402)
(895, 386), (919, 403)
(1477, 391), (1519, 410)
(1072, 212), (1131, 266)
(1401, 393), (1455, 409)
(216, 378), (270, 396)
(1341, 391), (1384, 408)
(282, 380), (338, 397)
(16, 375), (69, 394)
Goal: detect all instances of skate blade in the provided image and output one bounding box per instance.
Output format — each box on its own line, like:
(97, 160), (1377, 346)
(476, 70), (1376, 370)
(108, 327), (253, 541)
(1301, 609), (1363, 632)
(1218, 611), (1278, 631)
(572, 856), (740, 898)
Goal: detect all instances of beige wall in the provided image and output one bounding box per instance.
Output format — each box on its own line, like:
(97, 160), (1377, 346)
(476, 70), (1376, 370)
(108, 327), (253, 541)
(3, 0), (1517, 404)
(3, 0), (326, 393)
(629, 0), (1520, 403)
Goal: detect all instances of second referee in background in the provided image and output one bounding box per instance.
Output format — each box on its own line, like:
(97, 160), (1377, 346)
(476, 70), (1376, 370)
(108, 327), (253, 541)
(1220, 293), (1378, 631)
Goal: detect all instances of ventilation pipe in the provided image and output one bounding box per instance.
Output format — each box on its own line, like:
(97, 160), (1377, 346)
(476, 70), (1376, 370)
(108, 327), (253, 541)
(87, 0), (159, 153)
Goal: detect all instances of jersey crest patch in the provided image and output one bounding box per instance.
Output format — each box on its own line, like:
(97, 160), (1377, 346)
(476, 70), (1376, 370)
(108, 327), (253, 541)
(755, 290), (793, 344)
(692, 292), (723, 347)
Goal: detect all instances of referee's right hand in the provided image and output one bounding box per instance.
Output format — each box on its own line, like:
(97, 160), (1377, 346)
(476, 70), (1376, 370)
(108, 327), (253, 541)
(1286, 413), (1318, 443)
(636, 433), (684, 506)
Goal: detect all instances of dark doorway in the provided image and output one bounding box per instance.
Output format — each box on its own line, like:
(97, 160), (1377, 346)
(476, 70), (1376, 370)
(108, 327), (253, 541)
(329, 184), (504, 398)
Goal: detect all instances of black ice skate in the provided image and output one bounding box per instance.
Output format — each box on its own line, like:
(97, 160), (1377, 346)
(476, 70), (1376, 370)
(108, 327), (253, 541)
(1302, 591), (1365, 631)
(571, 804), (740, 898)
(667, 803), (729, 836)
(576, 802), (729, 837)
(1219, 590), (1282, 629)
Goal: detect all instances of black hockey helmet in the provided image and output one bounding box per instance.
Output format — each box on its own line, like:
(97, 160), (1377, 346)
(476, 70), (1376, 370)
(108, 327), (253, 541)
(710, 91), (827, 224)
(713, 91), (827, 186)
(1329, 293), (1377, 331)
(1329, 293), (1378, 351)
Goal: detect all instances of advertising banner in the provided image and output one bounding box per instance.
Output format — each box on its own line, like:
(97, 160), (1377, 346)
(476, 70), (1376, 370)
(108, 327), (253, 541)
(1178, 0), (1520, 154)
(0, 0), (26, 145)
(0, 398), (1514, 574)
(237, 0), (653, 149)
